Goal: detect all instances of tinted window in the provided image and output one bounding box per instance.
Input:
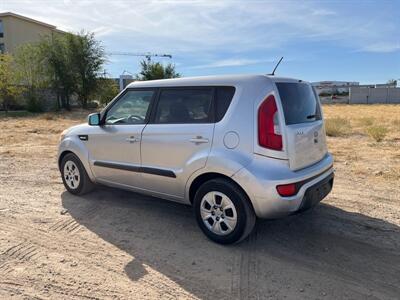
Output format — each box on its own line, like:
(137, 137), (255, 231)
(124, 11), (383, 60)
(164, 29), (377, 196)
(0, 20), (3, 38)
(276, 82), (322, 125)
(105, 90), (153, 125)
(155, 89), (213, 124)
(215, 87), (235, 122)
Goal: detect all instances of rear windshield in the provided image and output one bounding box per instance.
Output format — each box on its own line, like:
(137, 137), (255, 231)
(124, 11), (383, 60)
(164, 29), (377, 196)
(276, 82), (321, 125)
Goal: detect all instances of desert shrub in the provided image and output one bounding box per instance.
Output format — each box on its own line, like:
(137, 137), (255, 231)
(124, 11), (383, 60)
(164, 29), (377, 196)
(325, 117), (351, 137)
(358, 117), (374, 127)
(366, 126), (388, 142)
(42, 113), (56, 120)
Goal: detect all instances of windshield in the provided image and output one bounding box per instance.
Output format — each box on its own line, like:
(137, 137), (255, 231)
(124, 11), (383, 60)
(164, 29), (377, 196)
(276, 82), (322, 125)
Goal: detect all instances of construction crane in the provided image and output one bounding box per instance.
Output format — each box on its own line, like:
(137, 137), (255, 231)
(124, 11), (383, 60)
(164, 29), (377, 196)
(107, 52), (172, 63)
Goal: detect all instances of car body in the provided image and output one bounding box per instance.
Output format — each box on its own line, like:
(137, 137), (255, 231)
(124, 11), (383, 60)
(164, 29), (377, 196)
(58, 74), (334, 244)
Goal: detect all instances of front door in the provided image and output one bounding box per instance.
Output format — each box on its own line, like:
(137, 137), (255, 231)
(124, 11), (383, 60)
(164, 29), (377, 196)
(140, 88), (214, 200)
(86, 89), (155, 188)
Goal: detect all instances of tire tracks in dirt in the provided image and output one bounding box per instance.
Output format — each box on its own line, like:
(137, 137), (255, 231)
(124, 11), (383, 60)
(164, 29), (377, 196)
(48, 204), (103, 235)
(0, 212), (198, 300)
(0, 240), (41, 276)
(231, 225), (259, 300)
(49, 218), (82, 234)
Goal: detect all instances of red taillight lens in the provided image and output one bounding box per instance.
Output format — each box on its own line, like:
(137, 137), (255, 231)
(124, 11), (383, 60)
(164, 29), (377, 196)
(258, 95), (282, 151)
(276, 183), (297, 197)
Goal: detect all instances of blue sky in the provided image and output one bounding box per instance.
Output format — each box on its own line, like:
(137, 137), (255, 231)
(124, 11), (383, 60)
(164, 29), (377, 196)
(2, 0), (399, 83)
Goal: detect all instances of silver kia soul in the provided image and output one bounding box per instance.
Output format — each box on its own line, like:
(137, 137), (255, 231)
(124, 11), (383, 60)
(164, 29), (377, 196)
(58, 74), (334, 244)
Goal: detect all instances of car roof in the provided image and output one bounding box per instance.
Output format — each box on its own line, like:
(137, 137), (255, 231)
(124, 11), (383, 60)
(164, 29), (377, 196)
(126, 74), (305, 88)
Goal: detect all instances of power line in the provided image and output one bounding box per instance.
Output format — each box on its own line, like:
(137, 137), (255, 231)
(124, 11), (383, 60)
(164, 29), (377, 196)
(108, 52), (172, 63)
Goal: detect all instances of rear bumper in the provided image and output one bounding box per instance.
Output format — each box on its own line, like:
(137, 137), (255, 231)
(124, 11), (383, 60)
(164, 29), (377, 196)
(232, 153), (334, 218)
(295, 172), (334, 214)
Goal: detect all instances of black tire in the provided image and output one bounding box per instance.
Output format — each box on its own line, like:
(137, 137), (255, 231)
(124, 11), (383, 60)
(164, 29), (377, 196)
(60, 153), (95, 195)
(193, 178), (256, 244)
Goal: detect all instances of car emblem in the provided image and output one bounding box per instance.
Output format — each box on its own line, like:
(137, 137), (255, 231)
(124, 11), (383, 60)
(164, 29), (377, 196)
(296, 131), (304, 135)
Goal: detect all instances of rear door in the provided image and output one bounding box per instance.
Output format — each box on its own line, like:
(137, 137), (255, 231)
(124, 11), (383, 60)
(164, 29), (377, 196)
(275, 81), (328, 170)
(140, 87), (214, 200)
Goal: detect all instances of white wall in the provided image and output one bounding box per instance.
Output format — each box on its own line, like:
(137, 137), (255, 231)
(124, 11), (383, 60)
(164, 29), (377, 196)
(350, 87), (400, 104)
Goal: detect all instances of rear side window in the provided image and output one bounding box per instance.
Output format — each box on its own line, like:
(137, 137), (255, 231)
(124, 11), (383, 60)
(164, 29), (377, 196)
(215, 86), (235, 122)
(276, 82), (322, 125)
(154, 88), (213, 124)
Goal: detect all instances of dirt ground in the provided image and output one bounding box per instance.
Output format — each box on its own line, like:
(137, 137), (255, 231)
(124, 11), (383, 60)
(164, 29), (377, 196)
(0, 105), (399, 299)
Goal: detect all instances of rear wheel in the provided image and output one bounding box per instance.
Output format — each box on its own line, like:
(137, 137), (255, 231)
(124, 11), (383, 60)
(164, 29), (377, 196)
(61, 153), (94, 195)
(193, 178), (256, 244)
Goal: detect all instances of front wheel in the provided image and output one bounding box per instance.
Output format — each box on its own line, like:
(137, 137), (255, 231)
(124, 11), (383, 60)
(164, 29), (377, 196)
(193, 178), (256, 244)
(60, 153), (94, 195)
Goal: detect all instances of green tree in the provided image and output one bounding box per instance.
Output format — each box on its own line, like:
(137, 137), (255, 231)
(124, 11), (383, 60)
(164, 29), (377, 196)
(39, 34), (77, 110)
(0, 54), (23, 112)
(137, 59), (180, 80)
(95, 78), (119, 106)
(14, 43), (50, 111)
(36, 31), (105, 110)
(387, 79), (397, 87)
(68, 31), (105, 108)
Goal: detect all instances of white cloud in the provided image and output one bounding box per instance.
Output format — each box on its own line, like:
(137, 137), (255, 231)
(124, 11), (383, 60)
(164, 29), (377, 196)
(2, 0), (398, 68)
(191, 58), (274, 69)
(92, 26), (116, 38)
(311, 9), (336, 16)
(360, 42), (400, 53)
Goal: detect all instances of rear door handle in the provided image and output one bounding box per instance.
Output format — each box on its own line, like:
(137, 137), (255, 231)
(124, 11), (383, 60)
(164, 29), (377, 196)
(126, 136), (139, 143)
(189, 136), (209, 144)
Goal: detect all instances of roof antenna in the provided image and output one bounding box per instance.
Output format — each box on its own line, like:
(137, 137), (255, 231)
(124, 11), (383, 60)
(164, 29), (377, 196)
(269, 56), (283, 76)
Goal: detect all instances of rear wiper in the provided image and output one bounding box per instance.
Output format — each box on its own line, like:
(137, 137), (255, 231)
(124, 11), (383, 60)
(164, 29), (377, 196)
(306, 114), (316, 119)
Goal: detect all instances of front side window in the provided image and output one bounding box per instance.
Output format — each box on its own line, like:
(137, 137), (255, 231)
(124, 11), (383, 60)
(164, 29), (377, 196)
(0, 20), (3, 38)
(105, 90), (154, 125)
(154, 88), (213, 124)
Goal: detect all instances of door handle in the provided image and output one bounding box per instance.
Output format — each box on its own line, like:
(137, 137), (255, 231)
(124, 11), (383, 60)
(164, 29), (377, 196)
(189, 136), (209, 144)
(126, 136), (139, 143)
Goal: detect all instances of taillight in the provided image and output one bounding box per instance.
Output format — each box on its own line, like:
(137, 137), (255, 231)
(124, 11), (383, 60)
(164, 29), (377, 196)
(276, 183), (297, 197)
(258, 95), (282, 150)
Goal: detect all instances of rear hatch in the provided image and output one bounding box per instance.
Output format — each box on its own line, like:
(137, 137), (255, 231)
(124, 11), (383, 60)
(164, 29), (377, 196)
(275, 81), (328, 171)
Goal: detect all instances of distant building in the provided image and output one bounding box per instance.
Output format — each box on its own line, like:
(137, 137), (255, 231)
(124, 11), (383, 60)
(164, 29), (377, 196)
(311, 81), (359, 96)
(0, 12), (65, 54)
(119, 74), (135, 91)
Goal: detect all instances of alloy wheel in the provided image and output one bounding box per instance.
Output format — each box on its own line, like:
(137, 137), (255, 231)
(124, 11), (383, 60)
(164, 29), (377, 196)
(63, 160), (80, 190)
(200, 191), (237, 235)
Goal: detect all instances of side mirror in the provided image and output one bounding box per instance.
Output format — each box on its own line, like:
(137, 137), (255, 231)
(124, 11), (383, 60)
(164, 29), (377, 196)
(88, 113), (101, 126)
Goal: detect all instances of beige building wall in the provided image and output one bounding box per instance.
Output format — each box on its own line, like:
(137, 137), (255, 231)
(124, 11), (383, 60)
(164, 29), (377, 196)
(0, 12), (64, 54)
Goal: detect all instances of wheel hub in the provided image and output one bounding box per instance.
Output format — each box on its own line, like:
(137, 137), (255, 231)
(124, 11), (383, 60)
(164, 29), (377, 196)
(200, 191), (237, 236)
(63, 161), (80, 190)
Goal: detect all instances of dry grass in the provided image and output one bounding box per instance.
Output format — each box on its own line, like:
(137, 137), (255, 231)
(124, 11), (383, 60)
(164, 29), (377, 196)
(325, 117), (351, 137)
(1, 104), (399, 189)
(324, 104), (400, 137)
(366, 125), (388, 142)
(358, 117), (375, 127)
(323, 104), (400, 185)
(0, 110), (88, 151)
(393, 119), (400, 130)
